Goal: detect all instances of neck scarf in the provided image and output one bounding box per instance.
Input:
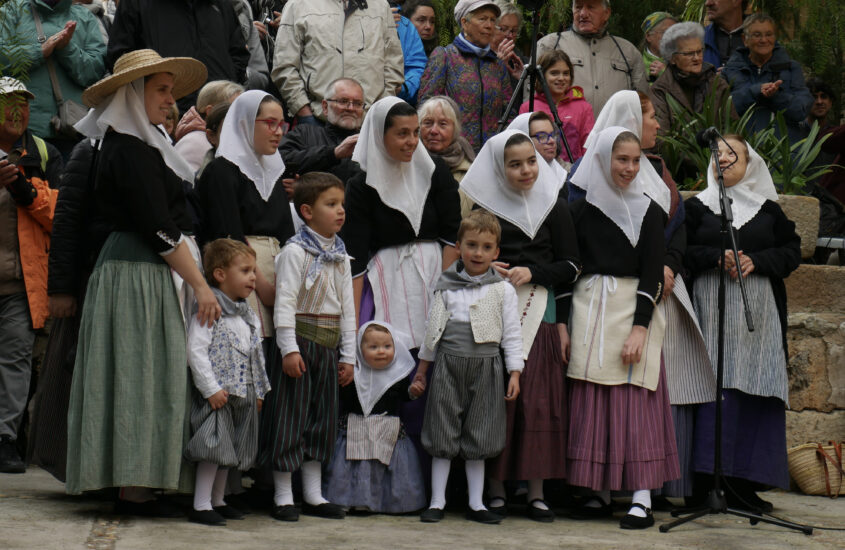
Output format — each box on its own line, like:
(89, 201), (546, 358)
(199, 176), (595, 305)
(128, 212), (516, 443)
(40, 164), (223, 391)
(460, 129), (561, 239)
(74, 79), (196, 183)
(351, 96), (435, 235)
(580, 90), (671, 213)
(438, 135), (476, 171)
(215, 90), (285, 201)
(286, 224), (349, 289)
(697, 141), (778, 229)
(572, 126), (653, 247)
(190, 287), (255, 329)
(507, 113), (570, 188)
(670, 63), (715, 90)
(354, 322), (416, 416)
(434, 261), (502, 292)
(455, 32), (492, 57)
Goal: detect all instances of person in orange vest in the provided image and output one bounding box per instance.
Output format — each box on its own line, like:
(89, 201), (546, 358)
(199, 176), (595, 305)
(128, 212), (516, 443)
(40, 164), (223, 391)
(0, 77), (61, 474)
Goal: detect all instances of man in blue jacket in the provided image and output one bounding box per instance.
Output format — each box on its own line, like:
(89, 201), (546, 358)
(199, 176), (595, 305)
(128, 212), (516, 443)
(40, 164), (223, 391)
(703, 0), (747, 69)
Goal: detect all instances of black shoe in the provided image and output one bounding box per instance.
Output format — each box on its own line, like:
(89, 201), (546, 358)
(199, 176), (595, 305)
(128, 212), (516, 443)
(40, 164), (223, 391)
(420, 507), (445, 523)
(0, 437), (25, 474)
(188, 509), (226, 526)
(270, 504), (299, 522)
(213, 505), (245, 520)
(301, 501), (345, 519)
(114, 498), (183, 518)
(224, 493), (251, 514)
(466, 508), (502, 524)
(486, 498), (507, 518)
(570, 496), (613, 519)
(619, 503), (654, 529)
(527, 499), (555, 523)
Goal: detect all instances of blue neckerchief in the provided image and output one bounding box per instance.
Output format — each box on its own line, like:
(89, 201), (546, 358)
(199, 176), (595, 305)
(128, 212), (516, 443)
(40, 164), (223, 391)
(286, 225), (348, 287)
(454, 33), (491, 58)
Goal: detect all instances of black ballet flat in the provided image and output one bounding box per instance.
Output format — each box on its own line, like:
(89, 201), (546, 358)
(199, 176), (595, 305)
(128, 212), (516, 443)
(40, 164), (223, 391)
(619, 503), (654, 530)
(486, 498), (507, 517)
(270, 504), (299, 522)
(301, 501), (345, 519)
(465, 508), (502, 524)
(527, 499), (555, 523)
(114, 497), (183, 518)
(420, 507), (445, 523)
(570, 496), (613, 519)
(188, 508), (226, 526)
(213, 505), (245, 519)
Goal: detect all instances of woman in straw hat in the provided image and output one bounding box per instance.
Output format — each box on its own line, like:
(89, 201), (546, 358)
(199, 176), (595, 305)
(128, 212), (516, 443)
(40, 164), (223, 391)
(65, 49), (221, 516)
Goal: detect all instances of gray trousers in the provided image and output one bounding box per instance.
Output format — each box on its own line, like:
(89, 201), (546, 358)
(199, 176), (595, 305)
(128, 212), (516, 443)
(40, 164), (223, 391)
(0, 293), (35, 440)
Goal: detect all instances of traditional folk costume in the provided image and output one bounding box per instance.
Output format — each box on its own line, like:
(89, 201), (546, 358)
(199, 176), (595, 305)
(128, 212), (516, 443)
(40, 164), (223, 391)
(66, 60), (206, 496)
(186, 288), (271, 513)
(507, 113), (570, 189)
(564, 128), (679, 524)
(196, 90), (295, 338)
(341, 96), (461, 473)
(418, 262), (523, 516)
(686, 143), (800, 495)
(460, 130), (581, 515)
(324, 322), (426, 513)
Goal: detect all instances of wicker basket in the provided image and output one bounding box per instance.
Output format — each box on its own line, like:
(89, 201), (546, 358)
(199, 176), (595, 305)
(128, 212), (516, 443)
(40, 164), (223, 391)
(788, 442), (845, 497)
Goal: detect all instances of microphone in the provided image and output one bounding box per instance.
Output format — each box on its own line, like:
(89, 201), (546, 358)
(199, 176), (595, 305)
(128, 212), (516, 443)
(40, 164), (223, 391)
(695, 126), (720, 148)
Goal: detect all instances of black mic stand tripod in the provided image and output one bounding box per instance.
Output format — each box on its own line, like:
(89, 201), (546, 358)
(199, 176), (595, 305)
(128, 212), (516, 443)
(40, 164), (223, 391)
(660, 132), (810, 535)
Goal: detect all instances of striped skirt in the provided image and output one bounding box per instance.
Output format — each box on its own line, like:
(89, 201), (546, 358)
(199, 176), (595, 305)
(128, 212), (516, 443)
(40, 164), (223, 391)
(566, 362), (680, 491)
(258, 336), (339, 472)
(487, 323), (568, 481)
(185, 387), (259, 470)
(421, 353), (505, 461)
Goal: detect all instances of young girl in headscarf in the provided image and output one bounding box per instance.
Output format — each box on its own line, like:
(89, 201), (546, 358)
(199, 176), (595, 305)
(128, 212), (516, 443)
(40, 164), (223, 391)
(508, 111), (569, 187)
(460, 129), (581, 522)
(564, 127), (679, 529)
(323, 322), (427, 514)
(686, 135), (800, 512)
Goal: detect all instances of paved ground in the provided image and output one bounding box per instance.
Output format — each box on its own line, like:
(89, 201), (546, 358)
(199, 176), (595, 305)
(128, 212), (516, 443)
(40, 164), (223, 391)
(2, 468), (845, 549)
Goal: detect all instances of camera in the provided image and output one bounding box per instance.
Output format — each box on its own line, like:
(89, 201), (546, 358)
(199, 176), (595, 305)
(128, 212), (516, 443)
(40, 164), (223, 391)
(0, 148), (23, 166)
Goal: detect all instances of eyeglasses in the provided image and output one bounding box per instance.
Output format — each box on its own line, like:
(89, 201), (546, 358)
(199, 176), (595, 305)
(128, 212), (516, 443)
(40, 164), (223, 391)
(675, 48), (704, 59)
(255, 118), (288, 133)
(496, 25), (518, 36)
(326, 98), (365, 109)
(530, 131), (556, 144)
(748, 32), (775, 40)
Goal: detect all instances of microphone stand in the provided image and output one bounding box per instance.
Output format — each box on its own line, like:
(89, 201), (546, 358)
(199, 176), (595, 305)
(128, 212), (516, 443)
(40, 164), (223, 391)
(659, 135), (811, 535)
(495, 7), (574, 163)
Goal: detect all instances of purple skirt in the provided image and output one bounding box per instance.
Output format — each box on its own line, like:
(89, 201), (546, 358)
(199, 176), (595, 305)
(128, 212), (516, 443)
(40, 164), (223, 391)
(692, 389), (789, 489)
(567, 362), (680, 491)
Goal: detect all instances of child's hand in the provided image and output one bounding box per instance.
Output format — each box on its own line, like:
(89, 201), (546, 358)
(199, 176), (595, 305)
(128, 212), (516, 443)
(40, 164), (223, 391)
(409, 372), (427, 398)
(338, 362), (354, 387)
(557, 323), (570, 365)
(492, 261), (510, 278)
(257, 398), (263, 413)
(208, 389), (228, 410)
(283, 352), (306, 378)
(506, 266), (532, 287)
(505, 372), (520, 401)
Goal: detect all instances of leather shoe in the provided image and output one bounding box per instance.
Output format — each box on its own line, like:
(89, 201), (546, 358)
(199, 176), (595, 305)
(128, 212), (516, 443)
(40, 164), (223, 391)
(271, 504), (299, 522)
(619, 503), (654, 529)
(301, 501), (345, 519)
(527, 499), (555, 522)
(420, 507), (445, 523)
(213, 505), (245, 519)
(465, 508), (502, 524)
(188, 509), (226, 526)
(570, 496), (613, 519)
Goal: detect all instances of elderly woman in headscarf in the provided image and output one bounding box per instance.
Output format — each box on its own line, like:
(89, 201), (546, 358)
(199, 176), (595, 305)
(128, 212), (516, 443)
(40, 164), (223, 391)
(340, 96), (461, 474)
(568, 90), (715, 507)
(685, 134), (800, 512)
(65, 50), (221, 514)
(418, 0), (518, 152)
(640, 11), (677, 83)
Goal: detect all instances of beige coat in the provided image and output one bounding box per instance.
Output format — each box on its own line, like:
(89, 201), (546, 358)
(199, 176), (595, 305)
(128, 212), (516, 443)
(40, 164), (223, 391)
(272, 0), (405, 120)
(536, 30), (649, 117)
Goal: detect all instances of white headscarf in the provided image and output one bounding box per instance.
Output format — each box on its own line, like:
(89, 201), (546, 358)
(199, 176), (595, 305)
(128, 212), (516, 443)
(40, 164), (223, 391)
(507, 112), (569, 187)
(460, 129), (561, 239)
(354, 322), (416, 416)
(352, 96), (435, 235)
(74, 78), (196, 183)
(697, 140), (778, 229)
(572, 126), (653, 247)
(215, 90), (285, 202)
(579, 90), (671, 214)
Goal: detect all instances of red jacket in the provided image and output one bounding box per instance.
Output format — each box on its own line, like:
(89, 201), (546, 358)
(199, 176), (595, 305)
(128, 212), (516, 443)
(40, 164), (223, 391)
(518, 86), (595, 163)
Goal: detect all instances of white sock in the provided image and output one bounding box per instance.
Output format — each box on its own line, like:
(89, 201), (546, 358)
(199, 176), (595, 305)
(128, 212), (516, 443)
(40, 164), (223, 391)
(211, 468), (229, 507)
(629, 490), (651, 518)
(585, 490), (611, 508)
(528, 479), (548, 510)
(119, 486), (156, 503)
(465, 460), (487, 512)
(193, 462), (218, 511)
(429, 457), (451, 510)
(272, 470), (293, 507)
(301, 461), (328, 506)
(487, 478), (506, 508)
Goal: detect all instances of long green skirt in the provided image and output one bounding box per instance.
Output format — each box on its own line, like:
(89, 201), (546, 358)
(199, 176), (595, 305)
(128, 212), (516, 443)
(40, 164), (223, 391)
(66, 232), (194, 494)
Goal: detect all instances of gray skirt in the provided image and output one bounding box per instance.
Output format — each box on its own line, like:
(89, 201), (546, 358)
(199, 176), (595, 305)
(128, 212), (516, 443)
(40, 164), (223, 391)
(186, 387), (259, 470)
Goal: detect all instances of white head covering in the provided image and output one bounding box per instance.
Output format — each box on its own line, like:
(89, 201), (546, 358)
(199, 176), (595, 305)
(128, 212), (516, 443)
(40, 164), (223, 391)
(460, 129), (561, 239)
(507, 112), (569, 187)
(697, 140), (778, 229)
(352, 96), (435, 235)
(354, 321), (416, 416)
(74, 79), (196, 183)
(215, 90), (285, 201)
(579, 90), (671, 214)
(572, 126), (653, 247)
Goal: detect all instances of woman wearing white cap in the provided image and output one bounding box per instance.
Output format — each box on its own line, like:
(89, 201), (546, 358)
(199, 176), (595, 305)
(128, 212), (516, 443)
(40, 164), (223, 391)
(65, 50), (220, 516)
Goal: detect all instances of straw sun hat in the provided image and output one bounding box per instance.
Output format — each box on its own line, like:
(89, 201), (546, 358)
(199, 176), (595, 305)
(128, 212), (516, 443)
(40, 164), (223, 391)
(82, 49), (208, 107)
